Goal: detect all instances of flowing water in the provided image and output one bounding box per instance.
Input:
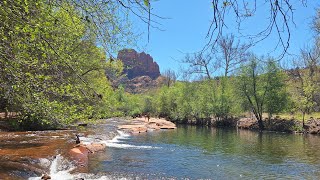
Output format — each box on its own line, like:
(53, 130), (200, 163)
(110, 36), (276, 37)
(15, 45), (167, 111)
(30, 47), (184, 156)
(1, 119), (320, 179)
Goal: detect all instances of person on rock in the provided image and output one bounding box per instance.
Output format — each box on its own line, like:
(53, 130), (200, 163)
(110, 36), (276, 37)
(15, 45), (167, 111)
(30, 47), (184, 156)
(76, 134), (80, 144)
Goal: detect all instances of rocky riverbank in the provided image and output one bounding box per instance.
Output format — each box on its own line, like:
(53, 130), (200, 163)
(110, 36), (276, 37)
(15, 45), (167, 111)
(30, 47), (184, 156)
(171, 115), (320, 135)
(234, 117), (320, 134)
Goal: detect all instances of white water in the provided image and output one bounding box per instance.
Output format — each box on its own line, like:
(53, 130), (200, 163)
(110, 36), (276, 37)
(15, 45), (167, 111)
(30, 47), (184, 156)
(28, 155), (75, 180)
(79, 136), (95, 145)
(102, 130), (156, 149)
(29, 130), (156, 180)
(49, 154), (75, 178)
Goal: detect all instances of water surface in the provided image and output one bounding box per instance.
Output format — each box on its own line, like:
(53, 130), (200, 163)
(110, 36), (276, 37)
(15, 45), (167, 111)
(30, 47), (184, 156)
(2, 120), (320, 179)
(88, 125), (320, 179)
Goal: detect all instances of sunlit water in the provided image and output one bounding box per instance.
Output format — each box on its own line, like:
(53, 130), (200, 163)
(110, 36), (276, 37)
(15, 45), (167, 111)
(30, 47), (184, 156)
(2, 119), (320, 179)
(86, 125), (320, 179)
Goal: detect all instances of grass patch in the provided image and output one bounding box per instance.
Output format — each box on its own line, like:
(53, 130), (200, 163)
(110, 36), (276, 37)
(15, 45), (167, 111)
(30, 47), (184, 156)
(275, 112), (320, 121)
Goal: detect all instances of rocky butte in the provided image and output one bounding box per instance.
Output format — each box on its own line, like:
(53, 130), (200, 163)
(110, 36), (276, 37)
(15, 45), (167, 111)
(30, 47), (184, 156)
(117, 49), (161, 79)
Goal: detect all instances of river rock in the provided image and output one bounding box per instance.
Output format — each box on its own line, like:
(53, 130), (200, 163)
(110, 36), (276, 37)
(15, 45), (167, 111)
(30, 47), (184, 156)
(118, 117), (176, 133)
(237, 117), (301, 132)
(69, 142), (107, 168)
(146, 122), (161, 130)
(41, 174), (51, 179)
(305, 119), (320, 134)
(69, 145), (90, 166)
(85, 143), (106, 152)
(237, 118), (259, 129)
(266, 118), (298, 132)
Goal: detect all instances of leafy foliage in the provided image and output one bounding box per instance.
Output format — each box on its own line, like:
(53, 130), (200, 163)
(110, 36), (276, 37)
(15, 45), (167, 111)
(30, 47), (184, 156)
(0, 0), (130, 130)
(237, 57), (289, 130)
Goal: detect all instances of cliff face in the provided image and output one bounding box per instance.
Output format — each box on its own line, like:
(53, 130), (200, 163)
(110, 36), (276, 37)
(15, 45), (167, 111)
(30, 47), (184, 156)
(117, 49), (160, 79)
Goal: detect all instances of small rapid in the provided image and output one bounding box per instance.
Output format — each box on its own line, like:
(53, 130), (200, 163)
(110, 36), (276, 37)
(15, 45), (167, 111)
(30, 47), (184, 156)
(29, 155), (75, 180)
(29, 155), (123, 180)
(79, 130), (156, 149)
(101, 131), (155, 149)
(28, 128), (158, 180)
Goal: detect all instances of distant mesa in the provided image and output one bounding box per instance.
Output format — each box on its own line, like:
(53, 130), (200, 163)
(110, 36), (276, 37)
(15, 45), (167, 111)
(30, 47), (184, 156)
(117, 49), (160, 79)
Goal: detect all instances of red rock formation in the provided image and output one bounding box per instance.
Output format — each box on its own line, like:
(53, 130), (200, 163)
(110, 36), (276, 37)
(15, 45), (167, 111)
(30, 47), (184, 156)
(117, 49), (160, 79)
(122, 76), (166, 94)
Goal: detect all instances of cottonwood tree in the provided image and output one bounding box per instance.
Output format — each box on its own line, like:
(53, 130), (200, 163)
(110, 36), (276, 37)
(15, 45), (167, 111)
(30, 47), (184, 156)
(288, 10), (320, 127)
(313, 8), (320, 35)
(218, 34), (250, 77)
(216, 35), (250, 119)
(264, 60), (288, 124)
(238, 56), (287, 130)
(183, 34), (250, 119)
(183, 34), (249, 79)
(163, 69), (177, 87)
(182, 52), (216, 80)
(290, 46), (320, 127)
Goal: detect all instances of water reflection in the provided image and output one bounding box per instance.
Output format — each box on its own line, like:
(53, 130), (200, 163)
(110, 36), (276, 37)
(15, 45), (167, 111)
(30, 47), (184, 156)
(150, 125), (320, 163)
(108, 125), (320, 179)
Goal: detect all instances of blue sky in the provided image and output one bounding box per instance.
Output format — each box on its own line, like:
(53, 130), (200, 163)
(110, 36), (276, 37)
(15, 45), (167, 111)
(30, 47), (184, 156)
(129, 0), (320, 75)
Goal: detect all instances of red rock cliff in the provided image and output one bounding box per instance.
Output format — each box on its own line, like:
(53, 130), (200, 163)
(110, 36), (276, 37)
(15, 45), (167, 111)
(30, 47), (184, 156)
(117, 49), (160, 79)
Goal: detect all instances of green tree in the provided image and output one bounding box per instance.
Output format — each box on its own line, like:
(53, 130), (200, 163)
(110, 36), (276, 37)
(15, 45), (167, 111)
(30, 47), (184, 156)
(0, 0), (127, 129)
(238, 56), (288, 130)
(264, 60), (289, 124)
(289, 47), (319, 127)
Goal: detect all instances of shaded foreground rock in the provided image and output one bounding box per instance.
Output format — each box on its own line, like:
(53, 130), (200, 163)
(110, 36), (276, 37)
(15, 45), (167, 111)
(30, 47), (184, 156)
(118, 117), (176, 133)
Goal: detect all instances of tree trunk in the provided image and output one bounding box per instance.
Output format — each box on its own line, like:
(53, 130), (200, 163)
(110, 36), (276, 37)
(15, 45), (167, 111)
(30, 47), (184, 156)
(252, 110), (264, 131)
(302, 111), (305, 129)
(268, 113), (272, 126)
(258, 118), (264, 131)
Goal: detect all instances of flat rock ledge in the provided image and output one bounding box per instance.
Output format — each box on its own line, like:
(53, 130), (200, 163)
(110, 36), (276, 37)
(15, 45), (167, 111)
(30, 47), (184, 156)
(118, 117), (176, 133)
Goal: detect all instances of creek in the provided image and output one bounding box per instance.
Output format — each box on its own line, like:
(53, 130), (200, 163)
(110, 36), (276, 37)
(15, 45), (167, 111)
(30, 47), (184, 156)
(1, 119), (320, 179)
